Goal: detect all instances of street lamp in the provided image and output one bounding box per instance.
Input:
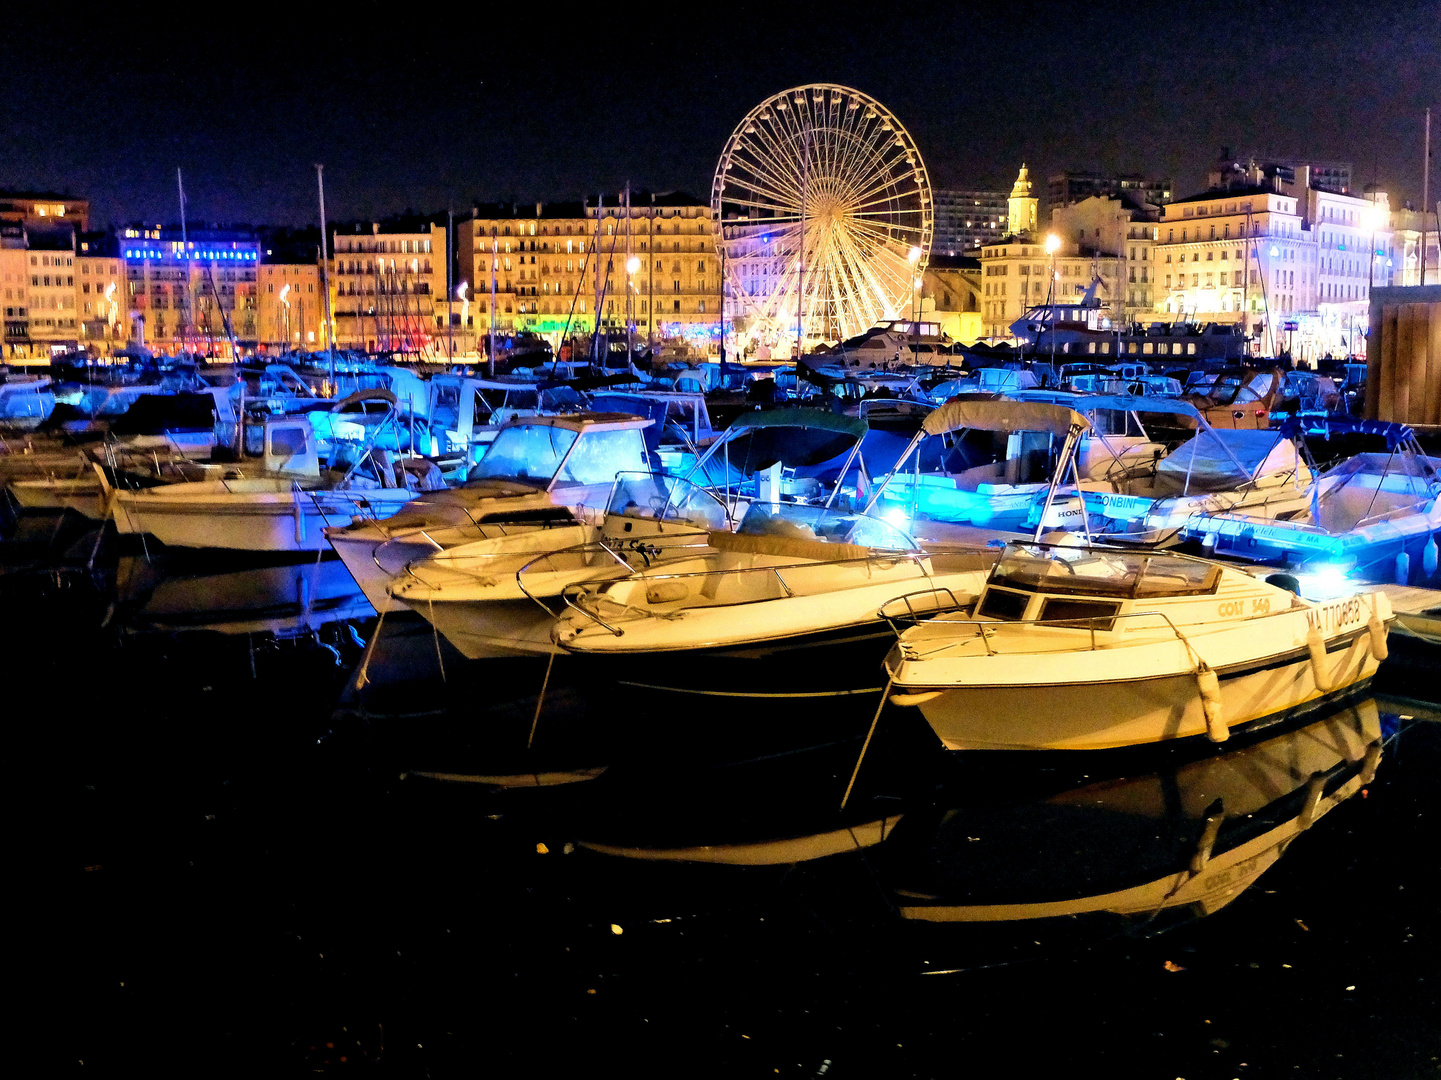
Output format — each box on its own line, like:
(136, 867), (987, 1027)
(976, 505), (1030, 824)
(279, 284), (291, 348)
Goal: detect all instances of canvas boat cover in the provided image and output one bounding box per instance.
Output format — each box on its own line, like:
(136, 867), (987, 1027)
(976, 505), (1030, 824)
(921, 400), (1090, 438)
(1155, 428), (1300, 489)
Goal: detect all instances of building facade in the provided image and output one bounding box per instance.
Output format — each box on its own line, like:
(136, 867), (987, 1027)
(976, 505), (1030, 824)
(457, 193), (721, 349)
(328, 219), (446, 353)
(120, 227), (261, 355)
(932, 190), (1009, 255)
(258, 262), (323, 351)
(1048, 172), (1172, 212)
(76, 234), (124, 348)
(1156, 165), (1395, 358)
(0, 191), (90, 232)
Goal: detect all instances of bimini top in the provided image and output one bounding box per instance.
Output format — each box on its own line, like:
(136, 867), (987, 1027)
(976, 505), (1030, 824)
(727, 407), (868, 439)
(1070, 395), (1206, 422)
(503, 411), (655, 433)
(921, 400), (1090, 438)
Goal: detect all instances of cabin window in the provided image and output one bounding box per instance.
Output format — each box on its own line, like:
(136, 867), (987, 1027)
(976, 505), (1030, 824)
(978, 587), (1030, 621)
(268, 426), (308, 458)
(1039, 598), (1120, 631)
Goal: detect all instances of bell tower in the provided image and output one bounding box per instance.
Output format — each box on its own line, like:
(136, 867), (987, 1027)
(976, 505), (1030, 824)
(1007, 165), (1038, 236)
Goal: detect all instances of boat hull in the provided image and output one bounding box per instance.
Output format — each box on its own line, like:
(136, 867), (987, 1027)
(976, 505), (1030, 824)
(112, 489), (414, 552)
(900, 628), (1382, 751)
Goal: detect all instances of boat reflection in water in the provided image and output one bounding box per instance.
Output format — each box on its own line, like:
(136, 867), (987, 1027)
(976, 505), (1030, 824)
(888, 696), (1386, 931)
(115, 552), (373, 637)
(572, 696), (1392, 950)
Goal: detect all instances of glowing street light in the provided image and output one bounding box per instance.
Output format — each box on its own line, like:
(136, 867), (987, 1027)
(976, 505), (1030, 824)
(626, 255), (641, 276)
(278, 284), (292, 343)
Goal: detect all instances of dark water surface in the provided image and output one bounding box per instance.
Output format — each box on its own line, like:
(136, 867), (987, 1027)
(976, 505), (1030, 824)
(9, 525), (1437, 1079)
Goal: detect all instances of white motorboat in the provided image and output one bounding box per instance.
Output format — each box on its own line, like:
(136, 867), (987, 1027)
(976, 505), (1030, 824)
(107, 414), (420, 552)
(389, 472), (729, 658)
(0, 376), (57, 429)
(883, 540), (1393, 751)
(1039, 397), (1314, 541)
(866, 395), (1168, 533)
(325, 413), (655, 612)
(1177, 417), (1441, 586)
(553, 501), (996, 702)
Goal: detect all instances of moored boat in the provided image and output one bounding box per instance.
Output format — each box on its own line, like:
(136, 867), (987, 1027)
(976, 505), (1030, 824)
(883, 540), (1394, 751)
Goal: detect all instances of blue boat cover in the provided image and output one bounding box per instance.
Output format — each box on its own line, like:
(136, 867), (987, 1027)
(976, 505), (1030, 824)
(1276, 414), (1415, 449)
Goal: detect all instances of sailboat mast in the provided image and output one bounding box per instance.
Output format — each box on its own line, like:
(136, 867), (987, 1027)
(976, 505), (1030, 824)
(625, 184), (633, 367)
(1422, 107), (1431, 287)
(316, 164), (336, 387)
(797, 119), (807, 360)
(177, 168), (189, 354)
(488, 225), (497, 377)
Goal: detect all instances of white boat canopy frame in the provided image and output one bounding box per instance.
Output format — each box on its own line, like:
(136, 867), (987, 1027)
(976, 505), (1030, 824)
(867, 400), (1093, 543)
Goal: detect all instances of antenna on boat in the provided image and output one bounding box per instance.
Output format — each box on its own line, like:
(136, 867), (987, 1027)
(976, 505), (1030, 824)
(315, 165), (336, 389)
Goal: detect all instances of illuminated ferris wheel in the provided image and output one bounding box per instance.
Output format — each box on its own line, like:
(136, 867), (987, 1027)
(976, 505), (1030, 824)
(712, 84), (933, 349)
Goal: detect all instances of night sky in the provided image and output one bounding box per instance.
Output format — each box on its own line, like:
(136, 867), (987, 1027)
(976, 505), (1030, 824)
(3, 1), (1437, 229)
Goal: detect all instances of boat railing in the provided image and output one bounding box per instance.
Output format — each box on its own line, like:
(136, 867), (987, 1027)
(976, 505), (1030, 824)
(371, 516), (581, 571)
(877, 586), (973, 634)
(518, 535), (716, 621)
(559, 548), (936, 636)
(901, 605), (1289, 659)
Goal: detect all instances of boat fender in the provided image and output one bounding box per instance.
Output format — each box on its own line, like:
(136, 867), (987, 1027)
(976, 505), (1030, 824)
(1394, 550), (1410, 585)
(1367, 613), (1389, 662)
(1306, 627), (1332, 692)
(1424, 535), (1439, 578)
(888, 690), (943, 707)
(1196, 666), (1226, 742)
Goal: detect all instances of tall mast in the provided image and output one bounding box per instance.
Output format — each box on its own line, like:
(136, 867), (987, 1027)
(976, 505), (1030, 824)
(1423, 107), (1432, 287)
(488, 222), (497, 377)
(625, 184), (634, 368)
(176, 168), (189, 354)
(316, 165), (336, 386)
(797, 115), (807, 360)
(447, 209), (454, 361)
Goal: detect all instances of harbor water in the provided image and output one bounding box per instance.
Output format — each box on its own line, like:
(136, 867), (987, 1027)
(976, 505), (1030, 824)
(11, 516), (1438, 1078)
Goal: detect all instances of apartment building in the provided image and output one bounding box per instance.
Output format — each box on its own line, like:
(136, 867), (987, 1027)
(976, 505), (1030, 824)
(457, 192), (720, 346)
(328, 219), (446, 352)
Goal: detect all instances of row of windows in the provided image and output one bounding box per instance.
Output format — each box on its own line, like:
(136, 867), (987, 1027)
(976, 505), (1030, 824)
(473, 220), (709, 240)
(333, 238), (433, 254)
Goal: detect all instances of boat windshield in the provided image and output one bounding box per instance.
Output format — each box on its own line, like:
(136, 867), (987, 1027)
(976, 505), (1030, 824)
(471, 424), (650, 488)
(989, 543), (1221, 598)
(468, 423), (578, 484)
(605, 472), (731, 531)
(736, 502), (917, 550)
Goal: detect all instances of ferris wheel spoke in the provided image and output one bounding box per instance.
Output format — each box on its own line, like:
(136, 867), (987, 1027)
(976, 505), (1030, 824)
(723, 162), (805, 211)
(732, 135), (806, 200)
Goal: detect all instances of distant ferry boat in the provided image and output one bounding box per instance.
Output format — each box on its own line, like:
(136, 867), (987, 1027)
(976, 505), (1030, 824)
(1010, 281), (1251, 364)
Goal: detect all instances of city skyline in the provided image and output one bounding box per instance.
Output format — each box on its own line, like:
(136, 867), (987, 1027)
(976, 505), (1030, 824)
(3, 1), (1436, 228)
